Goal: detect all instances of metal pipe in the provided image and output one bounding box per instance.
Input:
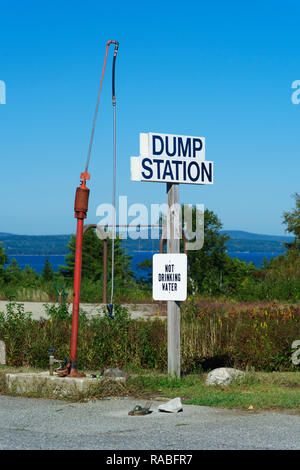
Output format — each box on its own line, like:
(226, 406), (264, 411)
(112, 42), (119, 106)
(69, 217), (84, 374)
(85, 40), (119, 174)
(103, 239), (108, 304)
(49, 349), (55, 376)
(159, 228), (187, 254)
(80, 224), (158, 233)
(69, 179), (90, 377)
(68, 41), (119, 377)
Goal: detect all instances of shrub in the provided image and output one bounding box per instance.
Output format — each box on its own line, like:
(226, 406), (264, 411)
(181, 302), (300, 372)
(1, 301), (300, 373)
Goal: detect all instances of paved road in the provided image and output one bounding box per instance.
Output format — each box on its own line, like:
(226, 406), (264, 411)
(0, 396), (299, 450)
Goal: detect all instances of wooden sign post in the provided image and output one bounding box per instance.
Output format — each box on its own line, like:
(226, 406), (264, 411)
(166, 182), (181, 377)
(131, 132), (213, 378)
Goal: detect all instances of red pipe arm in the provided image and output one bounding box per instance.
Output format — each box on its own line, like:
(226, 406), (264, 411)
(70, 217), (84, 369)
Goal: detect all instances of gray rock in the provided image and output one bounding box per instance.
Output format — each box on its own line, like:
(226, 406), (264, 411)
(205, 367), (245, 386)
(0, 341), (5, 365)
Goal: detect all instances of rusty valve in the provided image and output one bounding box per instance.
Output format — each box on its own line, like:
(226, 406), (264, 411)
(74, 178), (90, 219)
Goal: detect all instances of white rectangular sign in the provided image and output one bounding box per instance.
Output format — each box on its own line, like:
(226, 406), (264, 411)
(131, 132), (213, 185)
(152, 253), (187, 301)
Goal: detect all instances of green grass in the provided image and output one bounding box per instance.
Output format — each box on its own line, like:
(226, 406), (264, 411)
(128, 370), (300, 411)
(1, 366), (299, 411)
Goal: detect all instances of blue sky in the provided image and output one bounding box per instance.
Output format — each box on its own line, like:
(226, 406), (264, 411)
(0, 0), (299, 236)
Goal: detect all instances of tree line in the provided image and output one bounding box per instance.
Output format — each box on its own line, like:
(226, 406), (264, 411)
(0, 193), (299, 303)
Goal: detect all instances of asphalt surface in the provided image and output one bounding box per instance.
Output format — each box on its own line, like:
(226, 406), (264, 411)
(0, 396), (299, 451)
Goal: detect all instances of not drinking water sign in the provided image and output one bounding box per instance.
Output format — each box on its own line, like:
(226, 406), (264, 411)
(152, 253), (187, 301)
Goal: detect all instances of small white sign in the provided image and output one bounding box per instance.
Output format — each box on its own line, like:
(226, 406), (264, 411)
(152, 253), (187, 301)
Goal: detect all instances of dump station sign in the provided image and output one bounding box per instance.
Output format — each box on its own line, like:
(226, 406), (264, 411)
(152, 253), (187, 301)
(131, 132), (213, 185)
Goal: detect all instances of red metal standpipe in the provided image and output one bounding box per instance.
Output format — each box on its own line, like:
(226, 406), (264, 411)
(69, 171), (90, 377)
(67, 40), (118, 378)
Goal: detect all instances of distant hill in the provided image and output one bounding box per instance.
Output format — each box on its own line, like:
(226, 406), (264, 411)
(123, 229), (293, 253)
(0, 230), (294, 255)
(221, 230), (292, 242)
(221, 230), (293, 253)
(0, 233), (71, 255)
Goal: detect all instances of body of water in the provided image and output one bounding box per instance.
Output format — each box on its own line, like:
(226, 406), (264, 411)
(5, 251), (283, 277)
(227, 251), (283, 266)
(5, 255), (67, 274)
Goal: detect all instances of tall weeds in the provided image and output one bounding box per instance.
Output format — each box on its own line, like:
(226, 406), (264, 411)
(0, 301), (299, 373)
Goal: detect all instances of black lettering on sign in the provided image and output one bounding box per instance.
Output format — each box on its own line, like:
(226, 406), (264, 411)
(141, 158), (153, 179)
(152, 135), (164, 155)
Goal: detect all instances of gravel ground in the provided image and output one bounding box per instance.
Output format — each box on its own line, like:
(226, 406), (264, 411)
(0, 301), (159, 320)
(0, 395), (299, 451)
